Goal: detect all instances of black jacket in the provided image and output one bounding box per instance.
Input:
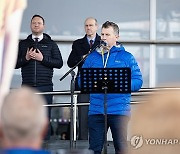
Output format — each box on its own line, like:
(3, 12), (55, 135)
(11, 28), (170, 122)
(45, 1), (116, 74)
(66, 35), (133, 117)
(67, 34), (101, 71)
(16, 33), (63, 86)
(67, 34), (100, 90)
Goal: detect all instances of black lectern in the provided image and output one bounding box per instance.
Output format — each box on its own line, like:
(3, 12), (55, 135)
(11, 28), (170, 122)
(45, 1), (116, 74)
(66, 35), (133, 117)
(80, 68), (131, 154)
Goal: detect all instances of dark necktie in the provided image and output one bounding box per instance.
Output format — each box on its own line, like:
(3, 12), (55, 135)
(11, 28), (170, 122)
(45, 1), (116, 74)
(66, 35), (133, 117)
(34, 38), (39, 49)
(34, 37), (39, 42)
(89, 40), (93, 48)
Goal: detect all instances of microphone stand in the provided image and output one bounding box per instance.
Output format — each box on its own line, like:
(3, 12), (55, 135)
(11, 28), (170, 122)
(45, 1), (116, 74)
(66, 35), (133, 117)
(70, 70), (75, 149)
(59, 44), (99, 149)
(103, 81), (108, 154)
(60, 44), (99, 82)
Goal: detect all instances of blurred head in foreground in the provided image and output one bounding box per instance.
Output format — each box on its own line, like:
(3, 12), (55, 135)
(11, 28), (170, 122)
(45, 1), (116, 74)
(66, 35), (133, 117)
(0, 86), (48, 149)
(130, 90), (180, 154)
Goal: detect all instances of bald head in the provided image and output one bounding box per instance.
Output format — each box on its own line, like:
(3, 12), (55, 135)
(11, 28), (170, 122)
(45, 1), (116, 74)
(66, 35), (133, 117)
(84, 17), (97, 25)
(0, 87), (47, 146)
(84, 17), (98, 39)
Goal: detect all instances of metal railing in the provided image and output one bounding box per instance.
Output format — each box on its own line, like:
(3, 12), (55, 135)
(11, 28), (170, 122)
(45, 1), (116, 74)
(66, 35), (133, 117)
(36, 87), (180, 107)
(36, 87), (180, 146)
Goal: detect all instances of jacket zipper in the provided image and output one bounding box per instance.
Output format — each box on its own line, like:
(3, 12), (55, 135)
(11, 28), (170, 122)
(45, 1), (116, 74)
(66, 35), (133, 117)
(34, 60), (37, 86)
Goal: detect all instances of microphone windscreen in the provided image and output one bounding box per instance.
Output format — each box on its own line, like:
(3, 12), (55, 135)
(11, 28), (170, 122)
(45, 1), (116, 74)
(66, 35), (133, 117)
(100, 40), (107, 46)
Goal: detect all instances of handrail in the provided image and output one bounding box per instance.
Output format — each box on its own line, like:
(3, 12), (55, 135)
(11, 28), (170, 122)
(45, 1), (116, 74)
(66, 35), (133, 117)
(37, 87), (180, 95)
(19, 35), (180, 45)
(43, 101), (143, 107)
(38, 87), (180, 107)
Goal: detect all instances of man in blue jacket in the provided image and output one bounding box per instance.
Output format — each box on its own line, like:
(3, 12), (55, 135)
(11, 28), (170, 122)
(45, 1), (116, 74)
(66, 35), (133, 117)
(81, 21), (143, 154)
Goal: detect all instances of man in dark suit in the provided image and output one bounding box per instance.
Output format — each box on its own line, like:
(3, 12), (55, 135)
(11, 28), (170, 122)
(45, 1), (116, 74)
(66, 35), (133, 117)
(67, 17), (100, 140)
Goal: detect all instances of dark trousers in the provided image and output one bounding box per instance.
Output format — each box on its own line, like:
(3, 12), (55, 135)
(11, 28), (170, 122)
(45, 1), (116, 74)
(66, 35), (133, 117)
(33, 85), (53, 140)
(88, 114), (129, 154)
(75, 80), (89, 140)
(78, 106), (89, 140)
(77, 94), (89, 140)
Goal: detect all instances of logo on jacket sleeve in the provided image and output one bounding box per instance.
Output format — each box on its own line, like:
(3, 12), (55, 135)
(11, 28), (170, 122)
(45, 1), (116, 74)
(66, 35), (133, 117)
(115, 60), (121, 63)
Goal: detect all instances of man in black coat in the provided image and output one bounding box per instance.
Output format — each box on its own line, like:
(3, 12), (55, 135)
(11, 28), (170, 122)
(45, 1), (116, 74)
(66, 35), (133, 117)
(67, 17), (100, 79)
(16, 14), (63, 140)
(67, 17), (100, 140)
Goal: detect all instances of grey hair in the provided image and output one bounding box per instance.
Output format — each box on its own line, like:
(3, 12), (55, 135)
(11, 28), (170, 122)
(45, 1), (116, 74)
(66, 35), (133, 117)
(1, 86), (47, 142)
(84, 17), (98, 25)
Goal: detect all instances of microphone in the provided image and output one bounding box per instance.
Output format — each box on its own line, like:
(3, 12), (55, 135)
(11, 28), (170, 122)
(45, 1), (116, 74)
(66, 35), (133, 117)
(96, 40), (109, 54)
(100, 40), (107, 47)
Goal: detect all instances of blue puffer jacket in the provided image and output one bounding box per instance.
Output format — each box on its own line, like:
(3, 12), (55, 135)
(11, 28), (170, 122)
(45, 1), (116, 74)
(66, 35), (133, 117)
(82, 45), (143, 116)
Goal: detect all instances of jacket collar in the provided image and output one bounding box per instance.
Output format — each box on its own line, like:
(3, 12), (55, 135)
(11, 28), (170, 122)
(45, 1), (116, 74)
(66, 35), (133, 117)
(27, 33), (52, 42)
(80, 33), (100, 43)
(110, 44), (125, 53)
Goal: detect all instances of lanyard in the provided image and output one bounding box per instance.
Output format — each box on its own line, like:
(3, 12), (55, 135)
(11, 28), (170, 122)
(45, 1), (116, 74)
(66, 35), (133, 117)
(102, 50), (110, 68)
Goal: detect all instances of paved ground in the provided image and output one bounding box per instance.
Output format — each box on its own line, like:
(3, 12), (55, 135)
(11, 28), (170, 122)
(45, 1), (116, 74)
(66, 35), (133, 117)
(43, 139), (115, 154)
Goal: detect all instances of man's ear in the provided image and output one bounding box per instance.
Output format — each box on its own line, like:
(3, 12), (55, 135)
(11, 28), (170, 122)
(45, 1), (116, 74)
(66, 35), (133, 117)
(0, 124), (5, 148)
(41, 119), (49, 139)
(0, 124), (4, 138)
(116, 34), (119, 40)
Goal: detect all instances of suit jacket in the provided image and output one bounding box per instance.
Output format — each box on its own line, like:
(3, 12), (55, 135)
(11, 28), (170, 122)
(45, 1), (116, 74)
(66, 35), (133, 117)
(67, 34), (101, 71)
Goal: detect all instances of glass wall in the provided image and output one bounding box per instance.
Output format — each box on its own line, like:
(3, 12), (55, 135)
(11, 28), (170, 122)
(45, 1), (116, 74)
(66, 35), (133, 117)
(20, 0), (150, 39)
(11, 0), (180, 91)
(156, 45), (180, 87)
(157, 0), (180, 40)
(155, 0), (180, 86)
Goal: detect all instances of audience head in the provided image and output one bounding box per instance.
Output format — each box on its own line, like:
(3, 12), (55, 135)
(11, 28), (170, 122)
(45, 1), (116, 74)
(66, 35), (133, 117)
(0, 86), (48, 149)
(130, 90), (180, 154)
